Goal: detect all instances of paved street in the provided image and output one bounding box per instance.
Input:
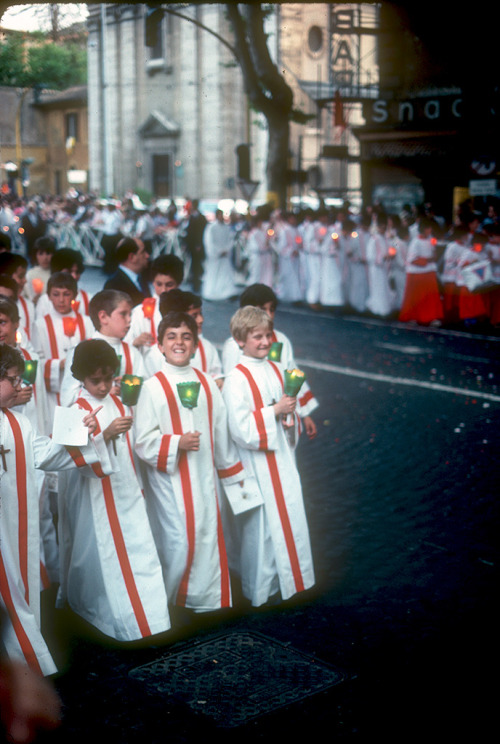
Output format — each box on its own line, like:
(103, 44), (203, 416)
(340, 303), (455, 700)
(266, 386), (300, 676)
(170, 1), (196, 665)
(46, 271), (498, 742)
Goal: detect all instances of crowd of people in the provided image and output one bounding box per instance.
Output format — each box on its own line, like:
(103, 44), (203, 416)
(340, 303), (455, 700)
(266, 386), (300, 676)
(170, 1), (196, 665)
(0, 223), (321, 690)
(2, 191), (499, 333)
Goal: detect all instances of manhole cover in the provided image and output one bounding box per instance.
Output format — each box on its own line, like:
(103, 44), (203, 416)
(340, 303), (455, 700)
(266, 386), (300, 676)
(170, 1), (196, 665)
(129, 631), (345, 727)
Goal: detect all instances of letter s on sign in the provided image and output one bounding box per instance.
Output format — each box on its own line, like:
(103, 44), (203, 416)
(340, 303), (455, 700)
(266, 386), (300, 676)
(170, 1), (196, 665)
(372, 100), (388, 123)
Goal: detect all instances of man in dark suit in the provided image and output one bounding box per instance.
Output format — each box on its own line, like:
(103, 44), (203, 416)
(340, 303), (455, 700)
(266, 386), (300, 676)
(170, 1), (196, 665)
(20, 201), (46, 257)
(103, 237), (150, 306)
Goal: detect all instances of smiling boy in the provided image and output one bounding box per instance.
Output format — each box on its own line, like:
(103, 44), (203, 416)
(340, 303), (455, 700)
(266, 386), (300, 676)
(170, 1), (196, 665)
(56, 339), (170, 642)
(134, 311), (244, 614)
(222, 306), (315, 607)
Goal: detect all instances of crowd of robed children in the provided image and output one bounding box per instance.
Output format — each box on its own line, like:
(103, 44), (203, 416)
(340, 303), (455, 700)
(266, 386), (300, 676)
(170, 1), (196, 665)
(0, 238), (320, 678)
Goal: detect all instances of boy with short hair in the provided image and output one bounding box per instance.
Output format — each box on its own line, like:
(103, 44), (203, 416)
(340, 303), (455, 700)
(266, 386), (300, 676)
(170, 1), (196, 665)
(222, 283), (318, 439)
(0, 253), (35, 342)
(144, 289), (223, 383)
(56, 339), (170, 642)
(31, 272), (93, 425)
(60, 289), (144, 406)
(222, 306), (315, 607)
(35, 248), (91, 318)
(134, 311), (245, 614)
(0, 343), (111, 675)
(125, 254), (184, 369)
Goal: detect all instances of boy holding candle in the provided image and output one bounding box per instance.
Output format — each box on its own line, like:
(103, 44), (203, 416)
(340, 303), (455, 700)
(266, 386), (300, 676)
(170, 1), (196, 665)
(134, 311), (245, 615)
(56, 339), (170, 642)
(60, 289), (144, 407)
(0, 343), (111, 675)
(222, 306), (315, 607)
(222, 283), (318, 440)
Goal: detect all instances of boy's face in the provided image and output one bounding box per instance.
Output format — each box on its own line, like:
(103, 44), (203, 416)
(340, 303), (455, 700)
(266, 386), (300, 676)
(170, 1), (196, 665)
(258, 301), (276, 322)
(36, 250), (52, 270)
(186, 305), (203, 334)
(49, 286), (75, 315)
(0, 312), (19, 346)
(83, 367), (114, 400)
(99, 300), (132, 339)
(0, 366), (22, 408)
(239, 324), (273, 359)
(152, 273), (178, 296)
(12, 266), (27, 291)
(158, 322), (196, 367)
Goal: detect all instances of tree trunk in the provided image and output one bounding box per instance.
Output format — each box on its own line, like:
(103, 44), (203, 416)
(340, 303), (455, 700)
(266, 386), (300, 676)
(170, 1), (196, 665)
(266, 112), (289, 210)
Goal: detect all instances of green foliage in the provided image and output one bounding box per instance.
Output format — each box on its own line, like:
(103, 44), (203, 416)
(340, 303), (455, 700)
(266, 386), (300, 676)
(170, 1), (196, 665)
(0, 33), (87, 90)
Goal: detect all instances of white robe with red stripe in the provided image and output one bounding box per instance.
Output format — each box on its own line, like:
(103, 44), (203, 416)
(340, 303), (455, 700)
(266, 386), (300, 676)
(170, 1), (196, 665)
(17, 296), (35, 342)
(35, 288), (92, 320)
(56, 391), (170, 641)
(0, 407), (112, 675)
(59, 332), (145, 407)
(134, 362), (244, 612)
(222, 356), (315, 606)
(31, 310), (94, 428)
(124, 296), (163, 374)
(221, 330), (319, 421)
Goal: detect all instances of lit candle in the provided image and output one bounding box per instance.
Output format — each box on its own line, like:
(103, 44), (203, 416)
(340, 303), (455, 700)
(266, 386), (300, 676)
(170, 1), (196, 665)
(63, 316), (77, 337)
(120, 375), (143, 406)
(177, 380), (201, 432)
(32, 278), (44, 294)
(268, 342), (283, 362)
(142, 297), (156, 319)
(71, 299), (80, 312)
(388, 245), (397, 257)
(22, 359), (38, 385)
(284, 368), (306, 397)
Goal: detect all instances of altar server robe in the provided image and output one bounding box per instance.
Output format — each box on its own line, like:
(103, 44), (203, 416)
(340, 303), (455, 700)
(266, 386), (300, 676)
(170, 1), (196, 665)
(221, 331), (319, 421)
(31, 310), (93, 425)
(134, 362), (244, 611)
(222, 356), (315, 606)
(0, 407), (111, 675)
(57, 391), (170, 641)
(124, 296), (163, 373)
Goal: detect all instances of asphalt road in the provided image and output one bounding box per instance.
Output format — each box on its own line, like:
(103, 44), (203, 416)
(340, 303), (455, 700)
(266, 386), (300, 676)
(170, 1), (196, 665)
(44, 273), (498, 742)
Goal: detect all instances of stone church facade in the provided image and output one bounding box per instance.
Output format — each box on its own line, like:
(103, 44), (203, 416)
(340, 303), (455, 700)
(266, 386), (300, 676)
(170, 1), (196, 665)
(87, 3), (375, 208)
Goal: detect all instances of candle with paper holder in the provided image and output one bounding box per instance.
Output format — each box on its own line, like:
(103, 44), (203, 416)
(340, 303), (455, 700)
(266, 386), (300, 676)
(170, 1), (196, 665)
(267, 341), (283, 362)
(32, 277), (44, 295)
(283, 367), (306, 426)
(22, 358), (38, 385)
(120, 375), (143, 406)
(177, 380), (201, 431)
(142, 297), (156, 319)
(62, 316), (77, 337)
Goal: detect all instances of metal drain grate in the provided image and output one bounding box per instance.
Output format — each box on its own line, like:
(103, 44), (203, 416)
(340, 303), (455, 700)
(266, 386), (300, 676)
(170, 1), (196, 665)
(129, 631), (345, 727)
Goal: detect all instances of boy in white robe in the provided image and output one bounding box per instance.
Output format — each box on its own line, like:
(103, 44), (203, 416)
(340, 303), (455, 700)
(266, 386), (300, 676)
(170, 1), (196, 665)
(31, 272), (93, 427)
(0, 344), (110, 675)
(222, 307), (315, 607)
(60, 289), (145, 406)
(221, 284), (319, 440)
(124, 254), (184, 373)
(134, 312), (245, 613)
(57, 340), (170, 642)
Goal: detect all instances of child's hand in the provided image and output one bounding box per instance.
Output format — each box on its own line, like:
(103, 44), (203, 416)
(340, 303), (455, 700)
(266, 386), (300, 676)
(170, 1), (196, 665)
(133, 332), (154, 347)
(14, 385), (33, 406)
(82, 405), (103, 436)
(273, 394), (296, 417)
(179, 431), (201, 451)
(303, 415), (318, 440)
(103, 416), (133, 442)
